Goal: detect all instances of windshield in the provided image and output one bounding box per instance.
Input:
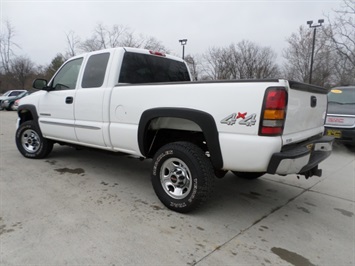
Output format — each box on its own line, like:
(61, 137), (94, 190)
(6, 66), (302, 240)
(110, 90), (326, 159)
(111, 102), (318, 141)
(328, 88), (355, 104)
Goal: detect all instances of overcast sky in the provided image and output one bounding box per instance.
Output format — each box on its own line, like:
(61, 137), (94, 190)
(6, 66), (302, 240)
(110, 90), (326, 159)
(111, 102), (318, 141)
(2, 0), (342, 66)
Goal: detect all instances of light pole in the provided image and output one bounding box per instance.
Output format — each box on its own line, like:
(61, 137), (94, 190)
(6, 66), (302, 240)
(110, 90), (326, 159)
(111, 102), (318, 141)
(179, 39), (187, 60)
(307, 19), (324, 84)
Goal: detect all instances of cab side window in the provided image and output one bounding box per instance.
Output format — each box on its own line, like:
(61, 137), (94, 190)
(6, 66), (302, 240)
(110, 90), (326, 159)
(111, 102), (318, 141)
(82, 53), (110, 88)
(52, 58), (83, 90)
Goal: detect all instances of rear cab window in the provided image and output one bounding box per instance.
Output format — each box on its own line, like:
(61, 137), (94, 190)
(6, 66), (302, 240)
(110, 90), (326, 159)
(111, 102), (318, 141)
(119, 52), (190, 84)
(82, 53), (110, 88)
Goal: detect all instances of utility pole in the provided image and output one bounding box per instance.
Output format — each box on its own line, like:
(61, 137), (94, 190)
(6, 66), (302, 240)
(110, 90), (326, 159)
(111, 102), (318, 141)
(307, 19), (324, 84)
(179, 39), (187, 60)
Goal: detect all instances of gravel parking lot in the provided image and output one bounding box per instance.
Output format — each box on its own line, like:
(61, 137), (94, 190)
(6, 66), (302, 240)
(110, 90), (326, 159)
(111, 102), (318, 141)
(1, 111), (354, 265)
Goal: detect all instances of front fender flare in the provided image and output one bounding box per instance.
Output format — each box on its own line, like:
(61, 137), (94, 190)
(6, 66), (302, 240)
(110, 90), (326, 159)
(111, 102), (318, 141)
(17, 104), (39, 127)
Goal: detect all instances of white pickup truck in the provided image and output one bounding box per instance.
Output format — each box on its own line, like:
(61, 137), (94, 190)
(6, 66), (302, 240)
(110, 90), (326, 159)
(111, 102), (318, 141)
(16, 47), (333, 213)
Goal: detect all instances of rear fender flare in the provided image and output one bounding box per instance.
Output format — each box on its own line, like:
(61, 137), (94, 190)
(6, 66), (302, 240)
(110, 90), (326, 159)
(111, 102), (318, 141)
(138, 107), (223, 169)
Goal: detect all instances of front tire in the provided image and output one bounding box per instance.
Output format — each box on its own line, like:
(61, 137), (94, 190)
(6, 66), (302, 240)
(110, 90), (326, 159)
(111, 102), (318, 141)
(15, 121), (53, 159)
(151, 142), (215, 213)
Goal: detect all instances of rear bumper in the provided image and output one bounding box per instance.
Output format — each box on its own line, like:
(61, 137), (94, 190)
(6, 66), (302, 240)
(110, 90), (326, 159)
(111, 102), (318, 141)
(267, 136), (333, 177)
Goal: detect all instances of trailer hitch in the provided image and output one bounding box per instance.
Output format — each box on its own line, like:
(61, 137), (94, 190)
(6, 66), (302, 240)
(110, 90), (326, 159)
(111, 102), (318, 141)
(298, 166), (322, 179)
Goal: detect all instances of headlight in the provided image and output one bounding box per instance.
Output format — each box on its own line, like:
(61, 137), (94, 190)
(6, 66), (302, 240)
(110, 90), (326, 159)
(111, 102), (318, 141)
(4, 100), (9, 103)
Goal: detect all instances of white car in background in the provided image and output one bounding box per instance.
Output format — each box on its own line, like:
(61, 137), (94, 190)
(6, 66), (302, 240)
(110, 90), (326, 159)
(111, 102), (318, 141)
(0, 90), (28, 110)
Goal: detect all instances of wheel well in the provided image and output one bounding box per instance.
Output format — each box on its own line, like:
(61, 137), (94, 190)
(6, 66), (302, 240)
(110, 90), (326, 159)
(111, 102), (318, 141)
(18, 109), (34, 125)
(17, 104), (38, 126)
(147, 128), (207, 158)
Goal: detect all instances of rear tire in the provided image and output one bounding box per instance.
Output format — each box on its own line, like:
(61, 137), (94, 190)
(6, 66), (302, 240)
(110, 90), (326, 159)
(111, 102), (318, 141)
(15, 121), (53, 159)
(151, 141), (215, 213)
(232, 171), (265, 180)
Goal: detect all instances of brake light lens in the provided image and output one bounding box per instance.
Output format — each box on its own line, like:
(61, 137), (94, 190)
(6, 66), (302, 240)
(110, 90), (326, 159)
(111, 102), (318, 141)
(259, 87), (287, 136)
(149, 50), (166, 57)
(265, 89), (287, 109)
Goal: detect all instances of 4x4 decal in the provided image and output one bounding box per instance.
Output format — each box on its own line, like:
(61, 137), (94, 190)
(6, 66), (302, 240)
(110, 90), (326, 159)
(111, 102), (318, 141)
(221, 112), (257, 126)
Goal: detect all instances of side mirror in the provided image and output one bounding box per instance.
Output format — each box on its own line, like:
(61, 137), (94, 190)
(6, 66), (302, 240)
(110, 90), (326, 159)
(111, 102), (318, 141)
(33, 79), (49, 90)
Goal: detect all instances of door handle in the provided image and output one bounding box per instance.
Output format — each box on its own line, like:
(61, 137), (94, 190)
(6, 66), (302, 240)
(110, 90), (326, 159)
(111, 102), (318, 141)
(65, 96), (73, 104)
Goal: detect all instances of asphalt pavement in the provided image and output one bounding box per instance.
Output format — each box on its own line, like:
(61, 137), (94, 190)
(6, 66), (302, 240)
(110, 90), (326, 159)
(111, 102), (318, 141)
(1, 111), (354, 266)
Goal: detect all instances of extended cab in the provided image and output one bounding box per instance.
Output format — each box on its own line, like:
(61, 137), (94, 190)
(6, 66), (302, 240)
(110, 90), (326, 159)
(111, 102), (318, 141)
(16, 47), (333, 213)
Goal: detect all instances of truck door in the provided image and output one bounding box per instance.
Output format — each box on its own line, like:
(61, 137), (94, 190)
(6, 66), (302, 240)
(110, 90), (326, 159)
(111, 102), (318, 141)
(37, 57), (83, 142)
(74, 52), (111, 147)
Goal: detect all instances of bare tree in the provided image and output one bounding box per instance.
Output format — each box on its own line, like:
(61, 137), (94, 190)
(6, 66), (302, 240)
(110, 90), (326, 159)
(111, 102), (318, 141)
(201, 46), (231, 80)
(109, 24), (128, 47)
(282, 26), (335, 87)
(10, 56), (34, 89)
(94, 23), (128, 49)
(327, 0), (355, 67)
(233, 41), (259, 79)
(332, 55), (355, 85)
(79, 36), (102, 52)
(326, 0), (355, 85)
(140, 35), (169, 52)
(231, 40), (279, 79)
(0, 20), (19, 74)
(201, 41), (279, 80)
(120, 31), (143, 48)
(255, 46), (280, 78)
(184, 54), (200, 81)
(79, 23), (130, 52)
(282, 26), (312, 82)
(65, 31), (81, 58)
(77, 23), (169, 53)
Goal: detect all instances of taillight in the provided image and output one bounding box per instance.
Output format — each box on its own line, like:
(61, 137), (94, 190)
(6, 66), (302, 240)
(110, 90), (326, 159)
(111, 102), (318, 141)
(259, 87), (287, 136)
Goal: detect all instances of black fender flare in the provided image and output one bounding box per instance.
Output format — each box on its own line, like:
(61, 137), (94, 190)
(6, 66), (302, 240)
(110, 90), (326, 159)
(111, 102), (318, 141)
(138, 107), (223, 169)
(17, 104), (40, 127)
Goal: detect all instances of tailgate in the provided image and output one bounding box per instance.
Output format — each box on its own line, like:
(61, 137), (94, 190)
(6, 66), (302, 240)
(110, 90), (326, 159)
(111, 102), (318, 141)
(282, 81), (328, 144)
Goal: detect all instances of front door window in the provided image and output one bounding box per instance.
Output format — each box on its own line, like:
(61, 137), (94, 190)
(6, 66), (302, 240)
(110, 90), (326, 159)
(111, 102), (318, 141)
(52, 58), (83, 90)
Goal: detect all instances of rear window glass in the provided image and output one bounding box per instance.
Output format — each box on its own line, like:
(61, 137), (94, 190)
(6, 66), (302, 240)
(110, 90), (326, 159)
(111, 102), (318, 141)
(82, 53), (110, 88)
(119, 52), (190, 84)
(328, 88), (355, 104)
